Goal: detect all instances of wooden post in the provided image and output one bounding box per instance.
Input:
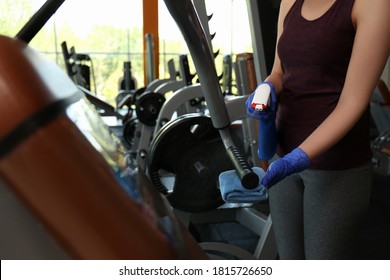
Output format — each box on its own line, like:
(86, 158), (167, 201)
(143, 0), (159, 86)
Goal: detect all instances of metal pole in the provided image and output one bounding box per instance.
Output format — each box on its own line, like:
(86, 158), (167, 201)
(15, 0), (65, 44)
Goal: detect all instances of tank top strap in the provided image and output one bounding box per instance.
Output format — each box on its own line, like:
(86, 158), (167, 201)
(283, 0), (303, 27)
(322, 0), (355, 29)
(331, 0), (356, 20)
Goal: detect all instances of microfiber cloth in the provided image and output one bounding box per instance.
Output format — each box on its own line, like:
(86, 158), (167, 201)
(218, 167), (268, 203)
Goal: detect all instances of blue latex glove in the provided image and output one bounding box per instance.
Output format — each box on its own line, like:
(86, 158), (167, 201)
(261, 147), (310, 188)
(246, 82), (277, 120)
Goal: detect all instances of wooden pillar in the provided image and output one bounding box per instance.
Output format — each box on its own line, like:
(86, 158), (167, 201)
(143, 0), (159, 85)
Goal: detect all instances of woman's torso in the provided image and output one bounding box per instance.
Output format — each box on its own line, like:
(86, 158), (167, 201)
(276, 0), (372, 169)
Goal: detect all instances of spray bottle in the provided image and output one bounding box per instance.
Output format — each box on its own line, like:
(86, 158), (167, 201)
(250, 82), (277, 161)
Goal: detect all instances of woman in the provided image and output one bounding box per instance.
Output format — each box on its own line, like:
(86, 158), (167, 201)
(247, 0), (390, 259)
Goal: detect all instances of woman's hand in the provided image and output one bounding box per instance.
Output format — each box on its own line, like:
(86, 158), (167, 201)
(261, 147), (310, 188)
(246, 82), (278, 120)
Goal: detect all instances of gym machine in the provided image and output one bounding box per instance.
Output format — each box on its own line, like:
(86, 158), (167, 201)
(122, 2), (223, 160)
(371, 79), (390, 176)
(61, 41), (133, 125)
(116, 60), (138, 108)
(372, 131), (390, 176)
(371, 79), (390, 135)
(145, 54), (263, 213)
(61, 41), (94, 92)
(0, 0), (208, 260)
(140, 58), (178, 92)
(146, 0), (278, 260)
(128, 0), (232, 172)
(123, 54), (196, 157)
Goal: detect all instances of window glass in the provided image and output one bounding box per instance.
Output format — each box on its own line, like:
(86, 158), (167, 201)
(1, 0), (252, 103)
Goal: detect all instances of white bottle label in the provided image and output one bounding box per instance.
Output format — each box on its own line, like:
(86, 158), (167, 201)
(251, 83), (271, 111)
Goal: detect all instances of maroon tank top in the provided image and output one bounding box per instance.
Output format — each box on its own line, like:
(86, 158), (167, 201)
(277, 0), (372, 170)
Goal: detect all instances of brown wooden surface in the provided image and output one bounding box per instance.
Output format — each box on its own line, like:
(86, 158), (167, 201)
(236, 53), (258, 93)
(143, 0), (159, 84)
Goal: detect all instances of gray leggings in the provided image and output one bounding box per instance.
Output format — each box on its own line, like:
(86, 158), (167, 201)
(268, 162), (372, 260)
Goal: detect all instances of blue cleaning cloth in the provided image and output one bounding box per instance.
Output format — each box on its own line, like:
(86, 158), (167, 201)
(218, 167), (268, 203)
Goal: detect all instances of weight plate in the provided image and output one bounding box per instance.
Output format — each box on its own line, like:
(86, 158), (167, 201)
(135, 92), (165, 126)
(147, 113), (237, 212)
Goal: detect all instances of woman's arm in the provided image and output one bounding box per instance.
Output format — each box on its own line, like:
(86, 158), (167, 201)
(264, 0), (295, 93)
(299, 0), (390, 159)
